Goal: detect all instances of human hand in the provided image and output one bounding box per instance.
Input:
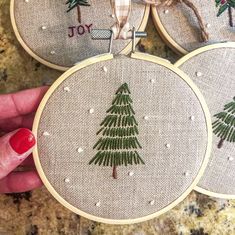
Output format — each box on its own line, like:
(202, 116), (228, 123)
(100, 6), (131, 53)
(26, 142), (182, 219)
(0, 87), (48, 193)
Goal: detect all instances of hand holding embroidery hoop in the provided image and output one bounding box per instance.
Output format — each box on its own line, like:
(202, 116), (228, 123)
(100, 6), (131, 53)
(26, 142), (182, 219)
(32, 11), (212, 223)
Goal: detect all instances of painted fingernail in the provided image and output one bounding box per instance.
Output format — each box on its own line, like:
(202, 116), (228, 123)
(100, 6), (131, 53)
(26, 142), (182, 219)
(9, 128), (36, 154)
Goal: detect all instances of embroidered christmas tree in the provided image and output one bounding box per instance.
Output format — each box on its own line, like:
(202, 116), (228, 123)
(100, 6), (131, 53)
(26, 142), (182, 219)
(89, 83), (145, 179)
(212, 97), (235, 149)
(215, 0), (235, 27)
(66, 0), (90, 23)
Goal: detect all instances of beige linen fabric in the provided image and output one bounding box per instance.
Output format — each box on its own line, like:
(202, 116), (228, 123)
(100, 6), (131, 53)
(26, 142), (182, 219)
(156, 1), (235, 52)
(13, 0), (146, 68)
(178, 47), (235, 195)
(37, 56), (208, 220)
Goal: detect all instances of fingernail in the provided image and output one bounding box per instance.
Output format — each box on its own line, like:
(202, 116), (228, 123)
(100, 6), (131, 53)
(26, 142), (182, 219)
(9, 128), (36, 154)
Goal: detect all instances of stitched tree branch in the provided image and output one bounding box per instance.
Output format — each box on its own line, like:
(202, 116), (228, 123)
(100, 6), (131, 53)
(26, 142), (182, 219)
(212, 97), (235, 149)
(89, 83), (145, 179)
(216, 0), (235, 28)
(66, 0), (90, 23)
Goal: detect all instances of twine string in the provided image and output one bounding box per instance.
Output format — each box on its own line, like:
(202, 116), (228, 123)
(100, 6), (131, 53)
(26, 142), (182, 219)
(143, 0), (209, 42)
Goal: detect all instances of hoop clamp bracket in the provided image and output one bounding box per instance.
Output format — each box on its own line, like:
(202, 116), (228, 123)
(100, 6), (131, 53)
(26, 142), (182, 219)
(91, 27), (147, 54)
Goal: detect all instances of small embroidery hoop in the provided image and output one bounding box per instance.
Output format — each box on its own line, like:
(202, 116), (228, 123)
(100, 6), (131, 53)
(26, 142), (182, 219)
(175, 42), (235, 199)
(10, 0), (150, 71)
(151, 3), (235, 55)
(32, 29), (212, 224)
(151, 5), (188, 55)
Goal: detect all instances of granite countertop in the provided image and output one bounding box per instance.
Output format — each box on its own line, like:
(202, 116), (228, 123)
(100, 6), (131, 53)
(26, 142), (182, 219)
(1, 1), (235, 234)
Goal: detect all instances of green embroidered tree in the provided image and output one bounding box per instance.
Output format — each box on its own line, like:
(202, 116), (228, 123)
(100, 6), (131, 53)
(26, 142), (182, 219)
(89, 83), (145, 179)
(66, 0), (90, 23)
(215, 0), (235, 27)
(212, 97), (235, 149)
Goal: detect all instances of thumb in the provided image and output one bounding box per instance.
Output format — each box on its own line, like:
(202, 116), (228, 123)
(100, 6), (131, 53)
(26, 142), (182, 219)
(0, 128), (36, 179)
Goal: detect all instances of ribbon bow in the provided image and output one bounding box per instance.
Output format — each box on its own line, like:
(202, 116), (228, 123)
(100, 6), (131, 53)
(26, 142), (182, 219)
(111, 0), (132, 39)
(111, 0), (209, 42)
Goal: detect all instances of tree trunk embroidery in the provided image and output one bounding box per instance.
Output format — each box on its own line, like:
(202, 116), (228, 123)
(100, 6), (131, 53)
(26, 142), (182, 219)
(228, 6), (234, 27)
(215, 0), (234, 27)
(113, 165), (117, 179)
(77, 6), (81, 23)
(212, 97), (235, 149)
(89, 83), (145, 179)
(66, 0), (90, 23)
(218, 138), (225, 149)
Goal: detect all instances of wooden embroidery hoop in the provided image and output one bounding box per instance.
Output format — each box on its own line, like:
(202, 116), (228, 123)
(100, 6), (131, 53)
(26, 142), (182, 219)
(10, 0), (150, 71)
(151, 3), (235, 55)
(32, 51), (212, 224)
(175, 42), (235, 199)
(151, 5), (188, 55)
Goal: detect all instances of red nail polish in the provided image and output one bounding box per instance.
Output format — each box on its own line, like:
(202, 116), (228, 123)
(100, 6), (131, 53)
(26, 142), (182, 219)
(9, 128), (36, 154)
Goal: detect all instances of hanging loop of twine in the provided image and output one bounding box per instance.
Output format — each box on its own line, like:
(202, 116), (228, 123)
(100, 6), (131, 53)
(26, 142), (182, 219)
(142, 0), (209, 42)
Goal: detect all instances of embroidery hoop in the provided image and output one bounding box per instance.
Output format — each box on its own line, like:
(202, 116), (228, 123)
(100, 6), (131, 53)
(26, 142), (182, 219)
(32, 31), (212, 222)
(175, 42), (235, 199)
(151, 2), (235, 55)
(10, 0), (149, 71)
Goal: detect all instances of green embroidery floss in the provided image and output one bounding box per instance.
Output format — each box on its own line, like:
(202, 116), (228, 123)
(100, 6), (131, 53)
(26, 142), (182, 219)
(89, 83), (144, 179)
(212, 97), (235, 149)
(215, 0), (235, 27)
(66, 0), (90, 23)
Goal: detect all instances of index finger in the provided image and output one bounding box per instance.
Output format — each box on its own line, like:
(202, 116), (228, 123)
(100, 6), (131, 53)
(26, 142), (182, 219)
(0, 86), (48, 120)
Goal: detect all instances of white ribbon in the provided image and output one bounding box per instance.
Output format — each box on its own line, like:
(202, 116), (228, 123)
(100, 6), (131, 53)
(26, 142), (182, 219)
(111, 0), (159, 39)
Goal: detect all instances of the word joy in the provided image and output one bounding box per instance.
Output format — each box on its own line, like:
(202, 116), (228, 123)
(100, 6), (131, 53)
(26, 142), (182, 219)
(68, 24), (93, 38)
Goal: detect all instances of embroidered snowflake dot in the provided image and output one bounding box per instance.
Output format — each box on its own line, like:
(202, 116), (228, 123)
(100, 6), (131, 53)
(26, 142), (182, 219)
(128, 171), (134, 177)
(89, 108), (95, 114)
(190, 115), (195, 121)
(41, 26), (47, 30)
(95, 202), (101, 207)
(195, 71), (202, 77)
(164, 9), (169, 14)
(63, 87), (70, 92)
(228, 157), (234, 161)
(64, 178), (70, 183)
(43, 131), (50, 136)
(184, 171), (190, 176)
(50, 50), (56, 55)
(77, 147), (84, 153)
(150, 79), (156, 83)
(25, 0), (29, 2)
(206, 23), (211, 28)
(165, 143), (170, 149)
(143, 116), (149, 120)
(111, 14), (115, 18)
(149, 200), (155, 206)
(102, 66), (108, 73)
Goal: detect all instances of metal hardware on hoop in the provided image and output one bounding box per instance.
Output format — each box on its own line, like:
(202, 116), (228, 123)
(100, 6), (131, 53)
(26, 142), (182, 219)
(91, 27), (147, 54)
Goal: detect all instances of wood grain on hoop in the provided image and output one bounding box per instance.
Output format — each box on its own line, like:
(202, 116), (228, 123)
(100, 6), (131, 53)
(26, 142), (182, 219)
(33, 52), (212, 224)
(175, 42), (235, 199)
(151, 5), (188, 55)
(10, 0), (150, 71)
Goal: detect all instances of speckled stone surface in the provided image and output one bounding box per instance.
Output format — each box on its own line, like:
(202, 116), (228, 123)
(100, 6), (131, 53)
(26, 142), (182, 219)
(1, 1), (235, 234)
